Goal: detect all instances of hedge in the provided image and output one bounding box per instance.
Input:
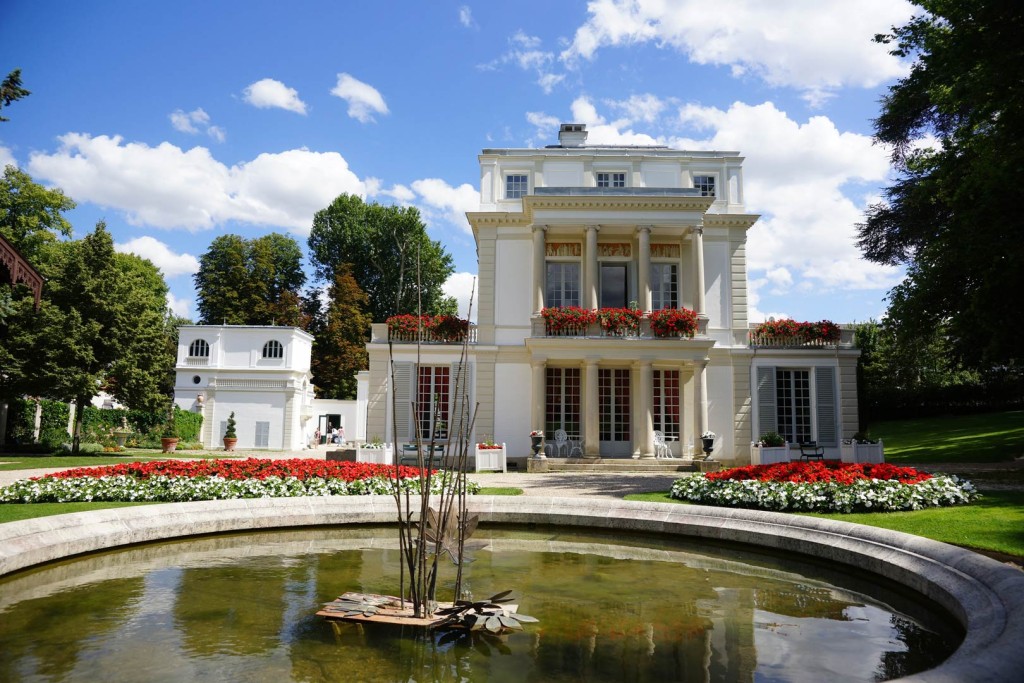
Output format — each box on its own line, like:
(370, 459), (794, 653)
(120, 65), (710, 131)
(4, 398), (69, 447)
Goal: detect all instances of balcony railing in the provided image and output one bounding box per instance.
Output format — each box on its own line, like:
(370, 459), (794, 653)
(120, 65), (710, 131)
(375, 323), (478, 344)
(747, 326), (856, 349)
(183, 357), (209, 366)
(530, 317), (709, 339)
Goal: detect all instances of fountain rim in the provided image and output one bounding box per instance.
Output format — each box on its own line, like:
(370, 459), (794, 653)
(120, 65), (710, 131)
(1, 495), (1021, 682)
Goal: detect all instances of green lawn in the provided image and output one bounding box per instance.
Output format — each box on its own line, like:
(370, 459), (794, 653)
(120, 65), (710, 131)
(869, 410), (1024, 464)
(0, 501), (157, 524)
(0, 451), (238, 471)
(478, 487), (524, 496)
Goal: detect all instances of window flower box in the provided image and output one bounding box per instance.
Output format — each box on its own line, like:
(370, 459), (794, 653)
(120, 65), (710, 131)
(840, 440), (884, 464)
(541, 307), (597, 336)
(648, 307), (699, 338)
(357, 443), (394, 465)
(750, 442), (791, 465)
(474, 442), (507, 472)
(597, 307), (643, 337)
(385, 314), (469, 343)
(749, 319), (841, 347)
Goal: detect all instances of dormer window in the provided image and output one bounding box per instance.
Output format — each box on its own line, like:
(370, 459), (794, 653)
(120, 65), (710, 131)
(262, 340), (283, 359)
(694, 175), (716, 197)
(188, 339), (209, 357)
(506, 174), (529, 199)
(596, 172), (626, 188)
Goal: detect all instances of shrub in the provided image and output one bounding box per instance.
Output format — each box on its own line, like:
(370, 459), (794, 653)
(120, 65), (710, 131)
(756, 431), (786, 447)
(225, 412), (237, 439)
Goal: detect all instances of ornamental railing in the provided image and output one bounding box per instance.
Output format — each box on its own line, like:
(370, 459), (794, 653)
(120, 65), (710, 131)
(379, 323), (478, 344)
(530, 316), (709, 339)
(747, 326), (856, 348)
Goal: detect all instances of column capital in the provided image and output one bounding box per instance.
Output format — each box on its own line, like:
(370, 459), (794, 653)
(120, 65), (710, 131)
(585, 224), (600, 232)
(636, 224), (653, 235)
(532, 224), (547, 234)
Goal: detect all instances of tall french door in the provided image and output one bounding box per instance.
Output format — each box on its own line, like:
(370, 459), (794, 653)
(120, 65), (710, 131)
(599, 368), (631, 456)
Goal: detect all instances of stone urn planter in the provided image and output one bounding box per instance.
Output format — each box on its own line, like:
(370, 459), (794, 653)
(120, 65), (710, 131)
(530, 432), (544, 457)
(161, 437), (179, 454)
(113, 430), (131, 449)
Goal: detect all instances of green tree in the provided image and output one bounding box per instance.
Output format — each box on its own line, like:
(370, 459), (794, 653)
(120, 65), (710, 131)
(1, 165), (74, 265)
(0, 69), (30, 122)
(858, 0), (1024, 368)
(310, 264), (372, 399)
(194, 232), (307, 326)
(308, 194), (454, 322)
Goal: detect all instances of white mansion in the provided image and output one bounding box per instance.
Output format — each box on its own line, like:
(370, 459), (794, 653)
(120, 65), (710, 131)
(364, 124), (860, 466)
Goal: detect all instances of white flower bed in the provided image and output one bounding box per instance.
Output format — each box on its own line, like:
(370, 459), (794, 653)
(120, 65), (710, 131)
(0, 474), (479, 504)
(670, 474), (977, 513)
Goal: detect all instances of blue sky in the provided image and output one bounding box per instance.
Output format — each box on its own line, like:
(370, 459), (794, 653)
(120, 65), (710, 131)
(1, 0), (917, 323)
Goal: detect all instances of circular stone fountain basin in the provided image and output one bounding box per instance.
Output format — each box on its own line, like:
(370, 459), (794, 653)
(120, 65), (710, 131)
(1, 496), (1022, 681)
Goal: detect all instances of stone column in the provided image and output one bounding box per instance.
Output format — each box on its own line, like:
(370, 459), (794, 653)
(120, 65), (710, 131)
(585, 224), (599, 309)
(584, 359), (600, 457)
(692, 224), (707, 317)
(637, 225), (652, 313)
(635, 360), (654, 459)
(532, 225), (547, 315)
(696, 358), (709, 438)
(532, 360), (546, 457)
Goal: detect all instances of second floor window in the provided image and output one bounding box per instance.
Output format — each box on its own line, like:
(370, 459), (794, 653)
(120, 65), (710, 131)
(188, 339), (209, 357)
(694, 175), (716, 197)
(262, 340), (283, 359)
(506, 174), (528, 199)
(596, 172), (626, 188)
(651, 263), (678, 310)
(546, 262), (581, 308)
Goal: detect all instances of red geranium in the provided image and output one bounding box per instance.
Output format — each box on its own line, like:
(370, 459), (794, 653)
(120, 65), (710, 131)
(705, 460), (931, 485)
(41, 458), (432, 481)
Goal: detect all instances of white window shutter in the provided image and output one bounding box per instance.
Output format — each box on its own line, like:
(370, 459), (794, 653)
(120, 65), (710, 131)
(756, 366), (777, 436)
(815, 367), (838, 446)
(393, 362), (413, 441)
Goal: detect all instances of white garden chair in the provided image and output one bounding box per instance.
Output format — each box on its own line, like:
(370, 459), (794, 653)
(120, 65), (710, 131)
(653, 430), (672, 458)
(546, 429), (569, 457)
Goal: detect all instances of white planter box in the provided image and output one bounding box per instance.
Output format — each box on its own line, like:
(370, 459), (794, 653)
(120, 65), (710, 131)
(357, 444), (394, 465)
(750, 443), (791, 465)
(840, 441), (884, 464)
(474, 444), (507, 472)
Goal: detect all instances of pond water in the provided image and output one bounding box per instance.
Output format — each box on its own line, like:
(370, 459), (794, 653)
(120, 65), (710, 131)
(0, 526), (959, 682)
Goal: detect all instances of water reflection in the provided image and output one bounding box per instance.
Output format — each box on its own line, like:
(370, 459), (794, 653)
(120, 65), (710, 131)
(0, 527), (958, 682)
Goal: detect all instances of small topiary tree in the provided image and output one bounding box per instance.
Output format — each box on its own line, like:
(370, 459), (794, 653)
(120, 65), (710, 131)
(225, 412), (237, 439)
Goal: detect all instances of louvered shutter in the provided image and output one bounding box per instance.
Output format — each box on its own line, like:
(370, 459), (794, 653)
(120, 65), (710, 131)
(756, 366), (777, 436)
(450, 361), (474, 439)
(815, 366), (838, 446)
(393, 362), (413, 442)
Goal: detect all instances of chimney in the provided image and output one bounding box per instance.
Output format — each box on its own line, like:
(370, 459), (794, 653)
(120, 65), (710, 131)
(558, 123), (588, 147)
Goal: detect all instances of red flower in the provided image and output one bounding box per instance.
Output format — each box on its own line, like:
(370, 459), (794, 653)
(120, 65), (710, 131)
(42, 458), (434, 482)
(647, 307), (698, 337)
(705, 461), (931, 485)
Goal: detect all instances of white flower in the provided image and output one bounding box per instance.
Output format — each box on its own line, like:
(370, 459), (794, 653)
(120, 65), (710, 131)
(701, 431), (716, 440)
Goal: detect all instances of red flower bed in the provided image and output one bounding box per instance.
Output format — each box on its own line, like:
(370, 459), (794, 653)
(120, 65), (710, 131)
(42, 458), (430, 481)
(706, 460), (931, 485)
(476, 444), (503, 450)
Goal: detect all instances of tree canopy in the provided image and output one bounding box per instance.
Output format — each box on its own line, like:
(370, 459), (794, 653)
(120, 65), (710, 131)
(1, 165), (75, 265)
(0, 69), (30, 122)
(858, 0), (1024, 367)
(308, 194), (454, 322)
(193, 232), (308, 326)
(310, 264), (372, 400)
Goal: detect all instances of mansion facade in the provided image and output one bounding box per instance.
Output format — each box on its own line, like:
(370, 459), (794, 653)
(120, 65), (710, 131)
(365, 124), (859, 464)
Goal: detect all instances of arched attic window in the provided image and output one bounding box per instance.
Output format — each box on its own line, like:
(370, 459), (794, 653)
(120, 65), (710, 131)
(263, 340), (284, 359)
(188, 339), (210, 357)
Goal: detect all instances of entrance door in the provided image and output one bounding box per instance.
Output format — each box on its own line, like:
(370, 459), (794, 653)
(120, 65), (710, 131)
(599, 368), (631, 457)
(600, 263), (627, 308)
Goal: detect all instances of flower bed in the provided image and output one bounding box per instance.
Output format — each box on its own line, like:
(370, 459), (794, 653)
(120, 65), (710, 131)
(670, 461), (977, 513)
(0, 458), (478, 504)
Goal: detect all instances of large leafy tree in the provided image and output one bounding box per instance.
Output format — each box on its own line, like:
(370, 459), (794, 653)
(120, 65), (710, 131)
(1, 165), (74, 265)
(308, 194), (454, 322)
(310, 264), (372, 400)
(858, 0), (1024, 367)
(194, 232), (307, 326)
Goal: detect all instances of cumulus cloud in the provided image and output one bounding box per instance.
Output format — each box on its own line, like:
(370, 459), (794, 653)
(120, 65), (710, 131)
(330, 73), (388, 123)
(0, 144), (16, 168)
(115, 236), (200, 278)
(166, 291), (192, 318)
(479, 31), (565, 94)
(169, 108), (225, 142)
(409, 178), (479, 234)
(242, 78), (308, 115)
(458, 5), (475, 28)
(561, 0), (915, 105)
(27, 134), (367, 234)
(443, 272), (479, 321)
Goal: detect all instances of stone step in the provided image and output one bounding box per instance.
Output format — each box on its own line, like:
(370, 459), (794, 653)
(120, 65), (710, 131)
(529, 457), (718, 473)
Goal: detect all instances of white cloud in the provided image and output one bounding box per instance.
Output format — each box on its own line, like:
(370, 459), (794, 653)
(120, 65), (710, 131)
(480, 31), (566, 94)
(562, 0), (915, 105)
(330, 73), (388, 123)
(443, 272), (479, 321)
(169, 108), (224, 142)
(166, 291), (191, 318)
(458, 6), (475, 28)
(747, 278), (788, 324)
(0, 144), (16, 168)
(242, 78), (308, 115)
(409, 178), (479, 235)
(115, 236), (200, 278)
(27, 134), (367, 234)
(606, 94), (667, 124)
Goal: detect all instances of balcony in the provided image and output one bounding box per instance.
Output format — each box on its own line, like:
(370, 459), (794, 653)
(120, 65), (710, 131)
(747, 323), (856, 349)
(372, 322), (478, 345)
(530, 315), (709, 339)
